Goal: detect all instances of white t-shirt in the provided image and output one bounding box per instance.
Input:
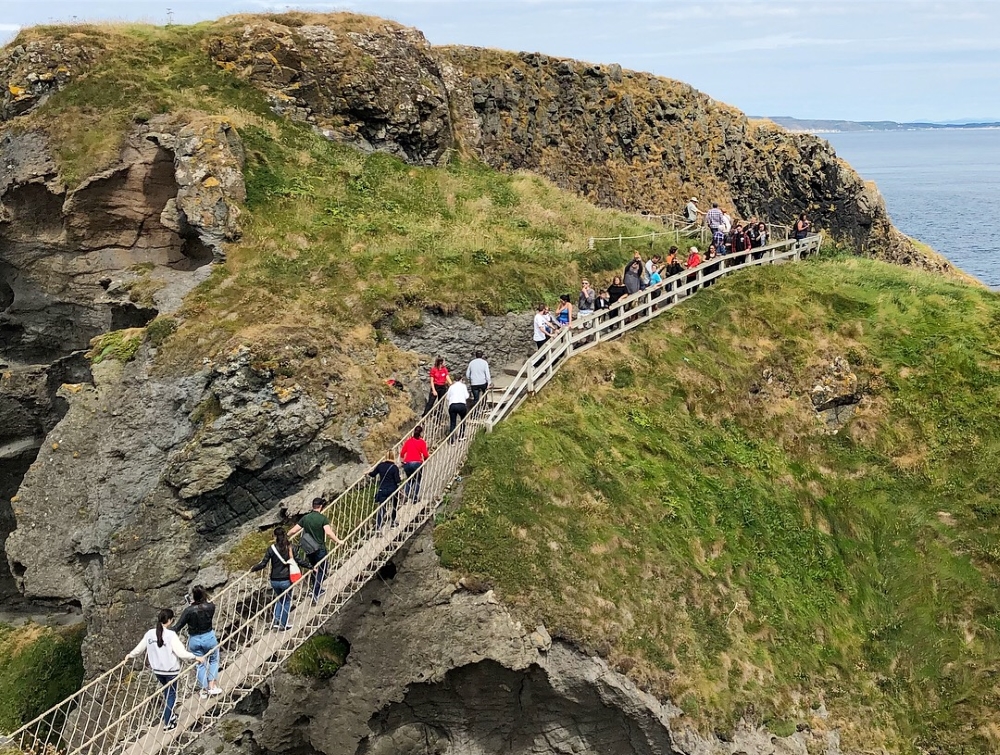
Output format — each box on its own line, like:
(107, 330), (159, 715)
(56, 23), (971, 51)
(127, 627), (196, 675)
(533, 312), (550, 341)
(721, 213), (732, 234)
(445, 381), (470, 406)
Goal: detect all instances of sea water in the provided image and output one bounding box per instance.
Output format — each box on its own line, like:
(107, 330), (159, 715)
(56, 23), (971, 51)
(823, 129), (1000, 287)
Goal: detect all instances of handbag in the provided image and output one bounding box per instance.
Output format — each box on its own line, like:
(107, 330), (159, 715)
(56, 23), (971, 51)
(272, 544), (303, 584)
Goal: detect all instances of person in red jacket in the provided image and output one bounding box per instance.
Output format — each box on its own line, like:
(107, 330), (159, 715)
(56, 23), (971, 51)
(685, 246), (703, 293)
(400, 425), (430, 501)
(423, 357), (452, 415)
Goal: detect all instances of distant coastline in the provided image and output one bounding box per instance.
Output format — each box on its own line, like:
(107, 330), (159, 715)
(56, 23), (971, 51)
(758, 116), (1000, 134)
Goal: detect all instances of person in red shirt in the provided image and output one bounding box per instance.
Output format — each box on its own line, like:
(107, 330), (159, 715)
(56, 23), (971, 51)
(685, 246), (703, 292)
(400, 425), (430, 501)
(423, 356), (452, 414)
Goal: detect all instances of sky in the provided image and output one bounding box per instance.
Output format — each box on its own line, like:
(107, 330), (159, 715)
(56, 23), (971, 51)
(1, 0), (999, 123)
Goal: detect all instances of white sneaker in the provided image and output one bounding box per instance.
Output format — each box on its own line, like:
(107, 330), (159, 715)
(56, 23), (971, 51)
(207, 687), (223, 696)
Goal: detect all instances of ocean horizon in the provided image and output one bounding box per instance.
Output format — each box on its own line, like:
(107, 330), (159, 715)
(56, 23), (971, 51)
(823, 129), (1000, 287)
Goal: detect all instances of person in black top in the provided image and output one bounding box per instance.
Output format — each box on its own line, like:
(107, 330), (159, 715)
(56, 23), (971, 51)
(172, 585), (221, 697)
(369, 452), (402, 530)
(793, 213), (811, 241)
(607, 276), (628, 305)
(250, 527), (296, 630)
(664, 246), (684, 277)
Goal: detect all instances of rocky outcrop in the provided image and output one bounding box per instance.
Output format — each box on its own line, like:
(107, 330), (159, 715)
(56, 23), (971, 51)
(440, 48), (944, 273)
(386, 311), (534, 381)
(206, 14), (453, 165)
(204, 525), (842, 755)
(0, 119), (244, 365)
(3, 339), (401, 670)
(195, 12), (949, 273)
(0, 32), (101, 120)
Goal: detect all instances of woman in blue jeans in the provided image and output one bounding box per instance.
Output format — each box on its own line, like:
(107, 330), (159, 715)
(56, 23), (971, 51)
(172, 585), (222, 698)
(250, 527), (295, 630)
(126, 609), (203, 731)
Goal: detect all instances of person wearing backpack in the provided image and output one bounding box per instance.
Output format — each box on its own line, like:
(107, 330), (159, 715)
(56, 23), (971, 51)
(288, 498), (343, 604)
(250, 527), (297, 630)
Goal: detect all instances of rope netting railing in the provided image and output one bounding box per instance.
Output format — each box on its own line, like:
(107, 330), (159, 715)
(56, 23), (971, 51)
(1, 393), (459, 754)
(4, 396), (492, 755)
(2, 233), (822, 755)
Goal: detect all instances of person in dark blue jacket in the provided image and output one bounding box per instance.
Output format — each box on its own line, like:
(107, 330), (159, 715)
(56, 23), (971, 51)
(369, 452), (402, 529)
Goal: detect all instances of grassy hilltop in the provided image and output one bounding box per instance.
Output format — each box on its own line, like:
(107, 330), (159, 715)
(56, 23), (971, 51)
(437, 258), (1000, 752)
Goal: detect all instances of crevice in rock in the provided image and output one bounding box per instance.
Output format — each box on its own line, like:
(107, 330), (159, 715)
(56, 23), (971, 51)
(110, 301), (158, 330)
(174, 234), (215, 271)
(356, 659), (677, 755)
(0, 276), (13, 311)
(0, 442), (40, 602)
(191, 445), (358, 541)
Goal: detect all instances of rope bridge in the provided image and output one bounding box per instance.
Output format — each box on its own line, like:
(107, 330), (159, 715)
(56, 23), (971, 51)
(2, 235), (822, 755)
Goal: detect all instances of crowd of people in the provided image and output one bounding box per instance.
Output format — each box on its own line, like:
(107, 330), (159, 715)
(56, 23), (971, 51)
(533, 206), (813, 349)
(124, 342), (500, 731)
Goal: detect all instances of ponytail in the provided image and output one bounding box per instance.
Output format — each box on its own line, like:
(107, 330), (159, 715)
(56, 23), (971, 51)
(274, 527), (289, 557)
(156, 608), (174, 647)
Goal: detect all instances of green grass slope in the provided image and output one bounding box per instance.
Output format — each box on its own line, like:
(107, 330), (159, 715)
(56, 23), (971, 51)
(436, 257), (1000, 753)
(0, 623), (85, 732)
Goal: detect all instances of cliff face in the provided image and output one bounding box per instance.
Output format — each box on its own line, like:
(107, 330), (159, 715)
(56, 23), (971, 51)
(198, 13), (947, 272)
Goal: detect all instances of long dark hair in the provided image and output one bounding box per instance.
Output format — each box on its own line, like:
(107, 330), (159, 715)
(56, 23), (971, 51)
(433, 356), (445, 368)
(156, 608), (175, 647)
(191, 585), (208, 604)
(412, 425), (423, 439)
(274, 526), (289, 557)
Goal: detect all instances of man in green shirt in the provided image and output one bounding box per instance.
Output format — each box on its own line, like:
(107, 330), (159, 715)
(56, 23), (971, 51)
(288, 498), (343, 603)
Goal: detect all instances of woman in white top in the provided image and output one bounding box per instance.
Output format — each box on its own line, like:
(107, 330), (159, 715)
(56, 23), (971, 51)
(126, 608), (204, 731)
(445, 377), (471, 438)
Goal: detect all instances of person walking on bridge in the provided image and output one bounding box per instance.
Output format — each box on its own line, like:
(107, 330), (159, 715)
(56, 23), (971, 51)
(400, 425), (430, 502)
(126, 608), (204, 732)
(369, 451), (402, 529)
(250, 527), (297, 631)
(171, 586), (222, 699)
(288, 498), (343, 604)
(423, 356), (452, 415)
(445, 376), (472, 440)
(466, 351), (492, 404)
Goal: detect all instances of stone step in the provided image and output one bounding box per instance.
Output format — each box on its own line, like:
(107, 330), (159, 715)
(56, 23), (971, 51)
(501, 362), (523, 377)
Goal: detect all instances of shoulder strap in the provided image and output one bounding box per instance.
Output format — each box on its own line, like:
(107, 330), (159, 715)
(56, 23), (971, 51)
(270, 544), (290, 566)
